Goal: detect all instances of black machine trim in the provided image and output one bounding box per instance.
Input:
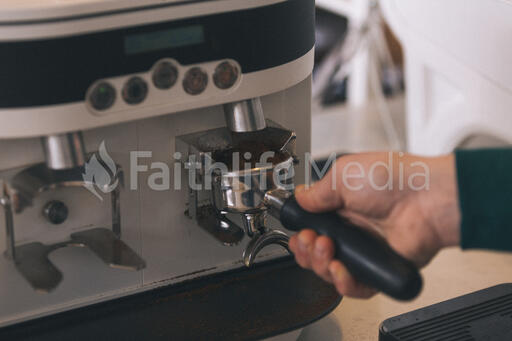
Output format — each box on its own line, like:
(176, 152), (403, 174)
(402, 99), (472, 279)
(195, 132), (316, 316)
(0, 257), (341, 341)
(0, 0), (315, 108)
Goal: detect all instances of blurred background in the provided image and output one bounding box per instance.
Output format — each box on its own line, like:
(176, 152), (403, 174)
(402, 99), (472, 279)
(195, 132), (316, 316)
(311, 0), (511, 163)
(312, 0), (406, 161)
(301, 1), (512, 339)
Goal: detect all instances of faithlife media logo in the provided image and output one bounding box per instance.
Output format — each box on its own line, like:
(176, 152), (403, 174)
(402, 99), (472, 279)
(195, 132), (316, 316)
(82, 141), (119, 200)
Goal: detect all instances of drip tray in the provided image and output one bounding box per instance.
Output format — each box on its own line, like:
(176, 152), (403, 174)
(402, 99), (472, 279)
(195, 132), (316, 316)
(0, 257), (341, 341)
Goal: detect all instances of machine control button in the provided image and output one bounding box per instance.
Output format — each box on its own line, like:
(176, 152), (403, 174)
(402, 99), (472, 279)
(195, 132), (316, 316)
(43, 200), (69, 225)
(213, 61), (239, 89)
(88, 82), (116, 111)
(122, 76), (148, 104)
(183, 67), (208, 95)
(152, 61), (178, 90)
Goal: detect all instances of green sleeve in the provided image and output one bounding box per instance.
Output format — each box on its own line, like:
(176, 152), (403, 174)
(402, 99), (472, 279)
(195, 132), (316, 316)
(456, 148), (512, 251)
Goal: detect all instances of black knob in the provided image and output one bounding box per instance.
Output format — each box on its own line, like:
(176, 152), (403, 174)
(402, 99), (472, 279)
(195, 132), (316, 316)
(213, 61), (239, 89)
(122, 76), (148, 104)
(183, 67), (208, 95)
(88, 82), (116, 111)
(152, 61), (178, 90)
(43, 201), (69, 225)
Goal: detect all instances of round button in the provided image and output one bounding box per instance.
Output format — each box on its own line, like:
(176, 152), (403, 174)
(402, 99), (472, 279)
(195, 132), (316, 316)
(122, 76), (148, 105)
(152, 61), (178, 89)
(183, 67), (208, 95)
(88, 82), (116, 111)
(43, 200), (69, 225)
(213, 61), (239, 89)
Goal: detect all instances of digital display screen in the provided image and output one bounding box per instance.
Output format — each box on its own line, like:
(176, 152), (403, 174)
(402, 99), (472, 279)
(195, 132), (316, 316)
(124, 25), (205, 55)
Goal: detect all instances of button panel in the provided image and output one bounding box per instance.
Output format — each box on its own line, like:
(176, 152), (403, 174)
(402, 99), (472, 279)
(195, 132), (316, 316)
(86, 59), (241, 115)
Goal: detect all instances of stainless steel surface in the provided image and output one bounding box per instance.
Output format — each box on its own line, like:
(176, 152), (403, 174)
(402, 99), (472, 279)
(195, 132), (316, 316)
(192, 205), (245, 246)
(8, 163), (120, 214)
(9, 163), (86, 213)
(2, 162), (143, 292)
(241, 213), (266, 237)
(211, 154), (294, 266)
(176, 118), (299, 268)
(212, 156), (294, 213)
(71, 228), (146, 271)
(0, 186), (15, 260)
(243, 230), (290, 267)
(111, 181), (122, 237)
(263, 188), (293, 220)
(14, 228), (146, 293)
(14, 242), (63, 293)
(224, 98), (266, 132)
(41, 132), (86, 170)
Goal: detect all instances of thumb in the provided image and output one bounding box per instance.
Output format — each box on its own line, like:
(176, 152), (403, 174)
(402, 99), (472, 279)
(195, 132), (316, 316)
(295, 173), (344, 213)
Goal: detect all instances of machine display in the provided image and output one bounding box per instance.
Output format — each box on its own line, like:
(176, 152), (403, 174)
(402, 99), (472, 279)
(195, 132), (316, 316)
(124, 25), (205, 55)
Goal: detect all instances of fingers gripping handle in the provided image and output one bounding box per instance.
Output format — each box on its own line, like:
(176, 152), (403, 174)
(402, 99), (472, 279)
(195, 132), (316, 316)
(280, 196), (422, 301)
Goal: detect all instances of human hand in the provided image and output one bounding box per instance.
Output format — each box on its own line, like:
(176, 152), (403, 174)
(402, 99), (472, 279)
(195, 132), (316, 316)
(289, 152), (460, 298)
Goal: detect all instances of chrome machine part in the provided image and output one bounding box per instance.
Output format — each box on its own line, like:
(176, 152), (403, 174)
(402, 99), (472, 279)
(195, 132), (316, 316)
(263, 188), (293, 220)
(41, 132), (86, 170)
(212, 155), (294, 213)
(243, 229), (290, 267)
(236, 191), (295, 268)
(2, 162), (145, 292)
(191, 205), (245, 246)
(241, 213), (266, 237)
(176, 120), (298, 267)
(13, 228), (146, 293)
(0, 184), (15, 260)
(224, 98), (267, 133)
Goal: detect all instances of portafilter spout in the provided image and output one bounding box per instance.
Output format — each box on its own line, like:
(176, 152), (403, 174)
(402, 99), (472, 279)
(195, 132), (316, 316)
(41, 132), (86, 170)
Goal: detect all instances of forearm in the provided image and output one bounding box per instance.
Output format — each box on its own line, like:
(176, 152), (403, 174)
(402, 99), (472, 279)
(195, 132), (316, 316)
(456, 148), (512, 251)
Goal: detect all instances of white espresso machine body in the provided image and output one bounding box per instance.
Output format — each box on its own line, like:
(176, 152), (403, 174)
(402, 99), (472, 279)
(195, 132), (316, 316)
(0, 0), (321, 331)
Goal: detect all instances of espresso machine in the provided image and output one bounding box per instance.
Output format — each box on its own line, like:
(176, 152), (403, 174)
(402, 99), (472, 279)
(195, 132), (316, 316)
(0, 0), (348, 339)
(0, 0), (426, 338)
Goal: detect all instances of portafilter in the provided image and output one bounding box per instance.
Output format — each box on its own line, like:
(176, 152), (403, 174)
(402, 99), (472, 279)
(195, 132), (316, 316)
(212, 151), (422, 301)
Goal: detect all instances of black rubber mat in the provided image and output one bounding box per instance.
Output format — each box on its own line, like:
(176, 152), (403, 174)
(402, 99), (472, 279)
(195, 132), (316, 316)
(380, 283), (512, 341)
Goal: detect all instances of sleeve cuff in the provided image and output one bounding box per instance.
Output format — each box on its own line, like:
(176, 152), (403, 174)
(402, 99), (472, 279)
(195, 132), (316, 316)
(456, 148), (512, 251)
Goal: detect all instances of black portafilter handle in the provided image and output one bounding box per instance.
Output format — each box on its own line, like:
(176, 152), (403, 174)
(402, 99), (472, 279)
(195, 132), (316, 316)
(268, 192), (422, 301)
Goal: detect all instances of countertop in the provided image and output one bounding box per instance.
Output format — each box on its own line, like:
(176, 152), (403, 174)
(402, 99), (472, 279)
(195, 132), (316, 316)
(297, 248), (512, 341)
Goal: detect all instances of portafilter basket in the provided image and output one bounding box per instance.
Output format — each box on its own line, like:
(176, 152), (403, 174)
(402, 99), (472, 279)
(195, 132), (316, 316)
(212, 152), (294, 214)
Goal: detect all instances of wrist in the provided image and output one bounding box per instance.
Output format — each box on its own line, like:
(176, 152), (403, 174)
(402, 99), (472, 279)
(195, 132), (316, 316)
(421, 154), (461, 248)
